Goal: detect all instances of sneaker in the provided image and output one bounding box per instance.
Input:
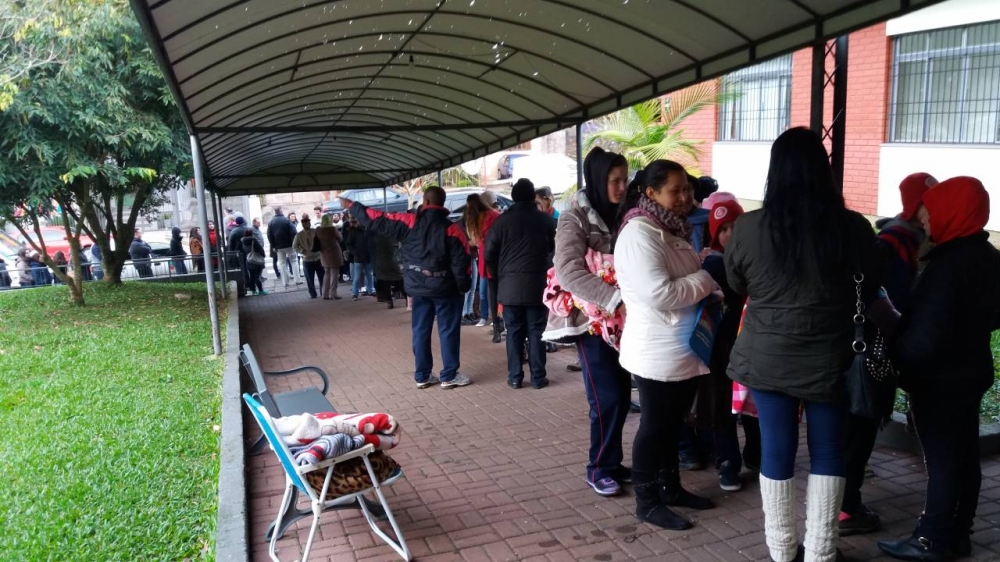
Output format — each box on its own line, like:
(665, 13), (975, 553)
(352, 296), (359, 301)
(475, 319), (488, 327)
(588, 477), (621, 497)
(679, 453), (705, 472)
(440, 373), (472, 389)
(258, 290), (268, 295)
(719, 461), (742, 492)
(566, 362), (582, 372)
(416, 375), (440, 389)
(839, 504), (882, 536)
(611, 465), (632, 484)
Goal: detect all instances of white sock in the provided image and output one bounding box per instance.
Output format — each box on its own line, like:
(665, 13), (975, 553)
(804, 474), (846, 562)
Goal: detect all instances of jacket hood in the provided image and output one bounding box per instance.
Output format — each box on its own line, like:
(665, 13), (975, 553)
(583, 147), (624, 231)
(877, 215), (925, 239)
(687, 207), (709, 226)
(923, 176), (990, 244)
(171, 226), (182, 239)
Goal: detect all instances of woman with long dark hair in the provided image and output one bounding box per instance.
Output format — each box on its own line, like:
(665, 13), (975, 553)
(461, 194), (485, 323)
(724, 127), (883, 562)
(189, 226), (204, 273)
(615, 160), (718, 529)
(543, 146), (632, 497)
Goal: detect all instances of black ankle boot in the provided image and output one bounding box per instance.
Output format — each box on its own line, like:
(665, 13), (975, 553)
(659, 468), (715, 510)
(492, 324), (502, 344)
(878, 536), (949, 562)
(634, 481), (692, 530)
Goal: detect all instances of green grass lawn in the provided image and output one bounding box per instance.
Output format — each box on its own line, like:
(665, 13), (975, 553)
(0, 283), (225, 560)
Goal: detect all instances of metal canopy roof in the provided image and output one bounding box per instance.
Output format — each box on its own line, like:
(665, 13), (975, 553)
(131, 0), (944, 196)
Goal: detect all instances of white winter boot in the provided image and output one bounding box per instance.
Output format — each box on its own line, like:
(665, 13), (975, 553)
(760, 474), (799, 562)
(804, 474), (846, 562)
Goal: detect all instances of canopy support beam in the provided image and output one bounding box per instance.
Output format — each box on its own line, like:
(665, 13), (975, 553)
(191, 135), (222, 356)
(810, 36), (849, 189)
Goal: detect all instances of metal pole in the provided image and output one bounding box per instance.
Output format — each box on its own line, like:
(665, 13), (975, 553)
(216, 193), (229, 299)
(437, 170), (444, 188)
(830, 35), (849, 190)
(191, 135), (222, 356)
(382, 186), (388, 212)
(209, 192), (226, 298)
(575, 124), (584, 190)
(810, 42), (826, 135)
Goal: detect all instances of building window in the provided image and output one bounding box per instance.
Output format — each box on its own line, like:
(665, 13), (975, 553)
(718, 54), (793, 141)
(890, 21), (1000, 144)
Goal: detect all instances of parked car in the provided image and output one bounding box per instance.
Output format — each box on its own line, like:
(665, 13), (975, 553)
(444, 189), (513, 222)
(496, 152), (532, 180)
(17, 226), (96, 258)
(322, 188), (409, 216)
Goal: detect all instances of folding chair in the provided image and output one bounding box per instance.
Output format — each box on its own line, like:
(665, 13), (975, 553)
(243, 393), (411, 562)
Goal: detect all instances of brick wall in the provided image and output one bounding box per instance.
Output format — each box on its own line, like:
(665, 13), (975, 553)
(679, 85), (718, 175)
(842, 23), (890, 214)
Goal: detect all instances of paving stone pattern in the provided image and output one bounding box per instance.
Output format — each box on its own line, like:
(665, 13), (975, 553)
(242, 284), (1000, 561)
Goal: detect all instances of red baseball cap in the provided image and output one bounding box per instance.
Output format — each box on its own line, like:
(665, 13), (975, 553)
(899, 172), (938, 221)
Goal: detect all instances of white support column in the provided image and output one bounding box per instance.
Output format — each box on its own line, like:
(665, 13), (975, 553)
(191, 135), (222, 356)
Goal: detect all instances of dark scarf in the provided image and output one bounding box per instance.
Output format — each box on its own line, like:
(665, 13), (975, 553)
(620, 195), (693, 241)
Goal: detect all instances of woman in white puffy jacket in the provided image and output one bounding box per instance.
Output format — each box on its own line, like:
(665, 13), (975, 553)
(614, 159), (719, 531)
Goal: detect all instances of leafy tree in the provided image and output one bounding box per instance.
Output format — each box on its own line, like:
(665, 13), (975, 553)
(584, 81), (734, 174)
(0, 0), (190, 303)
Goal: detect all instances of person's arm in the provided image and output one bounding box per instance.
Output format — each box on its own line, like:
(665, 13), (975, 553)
(553, 211), (620, 311)
(266, 224), (274, 248)
(724, 219), (748, 295)
(343, 199), (414, 240)
(292, 232), (306, 255)
(446, 222), (472, 294)
(483, 222), (501, 279)
(893, 263), (957, 368)
(616, 225), (715, 312)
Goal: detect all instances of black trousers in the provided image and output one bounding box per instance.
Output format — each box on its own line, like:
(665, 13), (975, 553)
(247, 265), (263, 292)
(633, 377), (698, 477)
(842, 413), (881, 515)
(502, 304), (547, 384)
(910, 389), (985, 542)
(302, 260), (324, 297)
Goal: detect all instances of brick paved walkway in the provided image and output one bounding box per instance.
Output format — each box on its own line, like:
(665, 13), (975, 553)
(241, 283), (1000, 561)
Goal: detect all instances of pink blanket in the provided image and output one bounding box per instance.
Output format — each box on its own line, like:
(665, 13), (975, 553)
(543, 248), (626, 350)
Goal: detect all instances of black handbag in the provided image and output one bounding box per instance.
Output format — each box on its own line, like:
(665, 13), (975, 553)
(844, 273), (897, 419)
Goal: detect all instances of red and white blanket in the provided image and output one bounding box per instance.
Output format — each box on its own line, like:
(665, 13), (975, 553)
(274, 412), (401, 451)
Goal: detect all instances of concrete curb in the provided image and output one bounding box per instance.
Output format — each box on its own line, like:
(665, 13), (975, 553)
(876, 412), (1000, 457)
(215, 282), (248, 561)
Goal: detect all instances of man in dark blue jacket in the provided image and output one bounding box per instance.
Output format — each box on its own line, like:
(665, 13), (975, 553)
(342, 186), (473, 389)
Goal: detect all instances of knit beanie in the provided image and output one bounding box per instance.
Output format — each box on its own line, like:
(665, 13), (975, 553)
(922, 176), (990, 244)
(899, 172), (938, 221)
(479, 190), (498, 208)
(709, 200), (745, 251)
(511, 178), (536, 203)
(235, 216), (246, 225)
(703, 191), (737, 211)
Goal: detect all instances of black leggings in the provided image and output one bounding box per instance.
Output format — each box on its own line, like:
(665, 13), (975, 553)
(488, 278), (499, 325)
(633, 377), (698, 476)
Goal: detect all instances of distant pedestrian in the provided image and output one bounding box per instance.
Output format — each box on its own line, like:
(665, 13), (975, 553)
(90, 243), (104, 280)
(251, 217), (267, 281)
(189, 226), (204, 273)
(344, 217), (374, 300)
(52, 251), (69, 284)
(341, 185), (473, 389)
(170, 226), (188, 274)
(129, 229), (154, 278)
(316, 214), (344, 300)
(16, 248), (34, 287)
(534, 186), (560, 219)
(485, 178), (556, 390)
(373, 233), (404, 309)
(240, 228), (267, 296)
(0, 256), (12, 289)
(293, 215), (323, 299)
(267, 207), (301, 288)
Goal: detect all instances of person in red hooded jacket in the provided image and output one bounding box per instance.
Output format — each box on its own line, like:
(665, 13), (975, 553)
(878, 177), (1000, 562)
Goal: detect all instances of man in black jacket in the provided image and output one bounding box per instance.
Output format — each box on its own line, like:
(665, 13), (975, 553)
(342, 186), (473, 389)
(485, 179), (557, 389)
(267, 207), (301, 288)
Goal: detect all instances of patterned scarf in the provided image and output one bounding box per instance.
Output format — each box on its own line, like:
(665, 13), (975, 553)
(619, 194), (693, 241)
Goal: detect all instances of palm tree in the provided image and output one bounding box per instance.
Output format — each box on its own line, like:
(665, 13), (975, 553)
(584, 80), (735, 175)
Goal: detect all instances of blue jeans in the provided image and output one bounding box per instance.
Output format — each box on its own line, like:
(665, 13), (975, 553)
(411, 295), (463, 383)
(751, 389), (848, 480)
(463, 257), (479, 316)
(478, 276), (490, 319)
(577, 333), (632, 482)
(351, 262), (374, 295)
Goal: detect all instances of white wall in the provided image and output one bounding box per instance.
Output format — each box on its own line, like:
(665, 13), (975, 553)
(710, 142), (772, 203)
(887, 0), (1000, 35)
(878, 144), (1000, 230)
